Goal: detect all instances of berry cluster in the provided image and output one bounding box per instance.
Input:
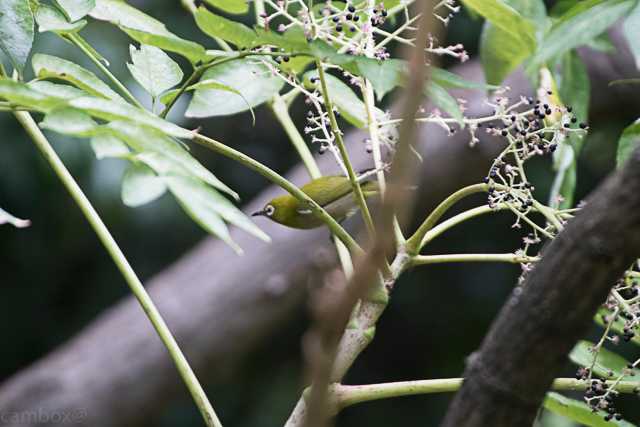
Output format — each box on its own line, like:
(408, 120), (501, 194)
(582, 378), (624, 422)
(480, 92), (586, 224)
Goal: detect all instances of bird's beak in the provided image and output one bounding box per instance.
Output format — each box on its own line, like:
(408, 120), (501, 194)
(252, 209), (266, 217)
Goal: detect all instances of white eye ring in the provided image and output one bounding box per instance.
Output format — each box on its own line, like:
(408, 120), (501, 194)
(264, 205), (275, 216)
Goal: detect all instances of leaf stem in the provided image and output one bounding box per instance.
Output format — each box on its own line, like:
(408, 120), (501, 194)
(406, 183), (489, 254)
(192, 132), (362, 255)
(411, 253), (540, 266)
(315, 60), (377, 238)
(14, 111), (222, 427)
(66, 33), (144, 110)
(331, 377), (640, 412)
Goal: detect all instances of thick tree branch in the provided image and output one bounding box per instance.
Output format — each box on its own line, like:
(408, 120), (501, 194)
(440, 148), (640, 426)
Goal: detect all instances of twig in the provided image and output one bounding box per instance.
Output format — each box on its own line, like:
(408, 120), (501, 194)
(291, 3), (439, 427)
(14, 111), (222, 427)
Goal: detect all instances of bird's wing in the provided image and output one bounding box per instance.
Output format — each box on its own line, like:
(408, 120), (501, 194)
(300, 176), (353, 207)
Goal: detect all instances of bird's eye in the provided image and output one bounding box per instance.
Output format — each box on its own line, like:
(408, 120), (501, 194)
(264, 205), (275, 216)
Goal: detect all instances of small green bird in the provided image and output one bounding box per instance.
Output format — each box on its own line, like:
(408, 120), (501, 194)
(252, 175), (379, 229)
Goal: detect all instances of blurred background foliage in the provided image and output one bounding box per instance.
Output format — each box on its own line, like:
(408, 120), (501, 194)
(0, 1), (636, 425)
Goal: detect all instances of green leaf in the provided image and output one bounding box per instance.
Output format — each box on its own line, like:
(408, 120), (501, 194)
(32, 53), (125, 102)
(194, 6), (256, 48)
(0, 0), (35, 75)
(165, 175), (270, 248)
(121, 27), (206, 64)
(461, 0), (536, 49)
(165, 176), (239, 254)
(616, 119), (640, 169)
(90, 134), (130, 159)
(354, 58), (405, 101)
(549, 0), (580, 17)
(558, 50), (589, 156)
(35, 4), (87, 33)
(303, 70), (384, 129)
(548, 50), (590, 209)
(104, 121), (237, 199)
(121, 161), (167, 207)
(54, 0), (95, 22)
(431, 67), (500, 90)
(529, 0), (635, 69)
(585, 33), (617, 53)
(0, 206), (30, 228)
(0, 78), (67, 111)
(623, 1), (640, 70)
(28, 80), (87, 99)
(203, 0), (248, 15)
(90, 0), (206, 63)
(477, 0), (545, 86)
(159, 88), (180, 106)
(254, 27), (311, 52)
(544, 392), (635, 427)
(186, 57), (284, 118)
(69, 97), (194, 139)
(186, 79), (255, 124)
(40, 107), (98, 136)
(425, 82), (464, 126)
(569, 340), (637, 380)
(479, 23), (526, 86)
(127, 44), (183, 98)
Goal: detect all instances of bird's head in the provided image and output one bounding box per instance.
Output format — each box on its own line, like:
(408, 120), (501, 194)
(251, 196), (295, 226)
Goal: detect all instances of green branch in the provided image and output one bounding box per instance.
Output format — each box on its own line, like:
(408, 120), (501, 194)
(67, 33), (144, 109)
(419, 204), (505, 246)
(411, 253), (540, 266)
(331, 378), (640, 412)
(406, 183), (489, 254)
(14, 111), (222, 427)
(192, 133), (362, 255)
(315, 60), (377, 238)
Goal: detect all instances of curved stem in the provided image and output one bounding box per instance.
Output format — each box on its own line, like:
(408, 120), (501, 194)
(67, 33), (144, 110)
(332, 378), (640, 412)
(420, 204), (505, 246)
(406, 183), (489, 254)
(315, 60), (377, 238)
(192, 133), (362, 255)
(410, 253), (539, 267)
(14, 111), (222, 427)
